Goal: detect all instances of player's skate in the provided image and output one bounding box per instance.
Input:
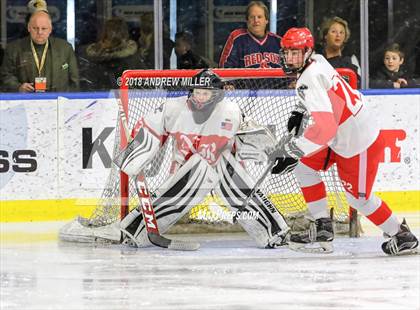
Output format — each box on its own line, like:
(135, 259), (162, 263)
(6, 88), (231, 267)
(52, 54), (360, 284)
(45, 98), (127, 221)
(289, 217), (334, 253)
(382, 218), (419, 255)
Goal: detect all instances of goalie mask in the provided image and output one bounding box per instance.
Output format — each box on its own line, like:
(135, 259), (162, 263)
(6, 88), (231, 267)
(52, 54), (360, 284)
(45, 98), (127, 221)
(280, 27), (314, 74)
(187, 69), (225, 123)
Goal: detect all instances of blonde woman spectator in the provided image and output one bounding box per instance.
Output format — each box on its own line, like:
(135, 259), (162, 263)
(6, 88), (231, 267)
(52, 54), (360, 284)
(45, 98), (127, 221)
(370, 43), (419, 89)
(320, 16), (360, 80)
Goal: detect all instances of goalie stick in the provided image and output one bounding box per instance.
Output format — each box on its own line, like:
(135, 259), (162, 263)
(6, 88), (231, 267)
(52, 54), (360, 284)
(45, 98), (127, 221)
(116, 99), (200, 251)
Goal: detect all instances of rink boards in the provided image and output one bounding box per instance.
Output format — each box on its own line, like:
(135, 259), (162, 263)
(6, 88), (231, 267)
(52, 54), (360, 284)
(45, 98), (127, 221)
(0, 90), (419, 221)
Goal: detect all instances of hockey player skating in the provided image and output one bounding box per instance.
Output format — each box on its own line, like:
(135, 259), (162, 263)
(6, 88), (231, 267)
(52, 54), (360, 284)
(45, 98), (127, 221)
(271, 27), (418, 255)
(114, 69), (290, 249)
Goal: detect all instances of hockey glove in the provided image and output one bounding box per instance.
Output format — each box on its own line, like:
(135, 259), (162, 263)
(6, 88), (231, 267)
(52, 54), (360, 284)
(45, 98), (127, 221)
(271, 156), (298, 174)
(287, 111), (304, 136)
(270, 137), (303, 175)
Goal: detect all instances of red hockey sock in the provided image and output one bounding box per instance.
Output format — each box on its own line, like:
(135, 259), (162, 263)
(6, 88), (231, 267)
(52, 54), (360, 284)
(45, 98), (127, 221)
(366, 200), (392, 226)
(301, 182), (326, 203)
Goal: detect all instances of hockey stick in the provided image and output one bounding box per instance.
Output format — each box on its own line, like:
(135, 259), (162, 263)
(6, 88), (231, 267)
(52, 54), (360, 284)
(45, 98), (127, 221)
(116, 99), (200, 251)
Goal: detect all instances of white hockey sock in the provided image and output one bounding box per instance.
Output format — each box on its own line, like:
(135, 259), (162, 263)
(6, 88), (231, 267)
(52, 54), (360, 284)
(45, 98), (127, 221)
(295, 162), (329, 219)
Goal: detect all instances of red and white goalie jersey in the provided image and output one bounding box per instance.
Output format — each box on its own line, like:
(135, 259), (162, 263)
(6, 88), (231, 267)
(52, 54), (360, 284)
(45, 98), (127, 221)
(139, 95), (242, 169)
(294, 54), (379, 158)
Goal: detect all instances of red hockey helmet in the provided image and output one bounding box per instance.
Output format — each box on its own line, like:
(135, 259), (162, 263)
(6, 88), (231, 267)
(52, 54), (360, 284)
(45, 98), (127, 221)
(281, 27), (314, 50)
(280, 27), (314, 73)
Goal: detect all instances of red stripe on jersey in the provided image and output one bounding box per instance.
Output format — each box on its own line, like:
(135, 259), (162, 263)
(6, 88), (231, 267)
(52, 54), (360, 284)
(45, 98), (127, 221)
(137, 117), (168, 145)
(301, 182), (327, 203)
(303, 111), (338, 145)
(328, 74), (363, 125)
(327, 86), (352, 124)
(219, 29), (247, 67)
(248, 30), (268, 45)
(366, 200), (392, 225)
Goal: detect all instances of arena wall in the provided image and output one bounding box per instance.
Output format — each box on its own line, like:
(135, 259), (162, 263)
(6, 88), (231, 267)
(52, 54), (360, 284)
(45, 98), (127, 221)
(0, 90), (419, 221)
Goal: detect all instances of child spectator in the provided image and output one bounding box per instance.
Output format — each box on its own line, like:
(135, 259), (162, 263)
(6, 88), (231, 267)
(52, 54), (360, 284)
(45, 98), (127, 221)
(370, 43), (420, 89)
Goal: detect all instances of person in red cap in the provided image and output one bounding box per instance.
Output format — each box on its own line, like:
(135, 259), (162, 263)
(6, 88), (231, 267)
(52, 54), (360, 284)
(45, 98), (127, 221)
(271, 27), (418, 255)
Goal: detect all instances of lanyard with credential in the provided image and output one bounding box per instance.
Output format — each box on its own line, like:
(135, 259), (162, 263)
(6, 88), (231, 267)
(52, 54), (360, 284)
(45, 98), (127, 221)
(30, 39), (49, 77)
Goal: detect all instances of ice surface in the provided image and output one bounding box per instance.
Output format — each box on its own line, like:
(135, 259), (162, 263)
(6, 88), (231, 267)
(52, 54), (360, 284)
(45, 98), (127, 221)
(1, 215), (419, 310)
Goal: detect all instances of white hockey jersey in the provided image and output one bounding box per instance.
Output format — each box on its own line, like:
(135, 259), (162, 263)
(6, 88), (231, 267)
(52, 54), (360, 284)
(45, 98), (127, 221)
(141, 96), (242, 167)
(294, 54), (379, 158)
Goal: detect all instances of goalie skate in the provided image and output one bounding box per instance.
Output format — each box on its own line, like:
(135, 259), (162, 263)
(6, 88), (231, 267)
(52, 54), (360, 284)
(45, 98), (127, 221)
(382, 218), (419, 256)
(288, 217), (334, 253)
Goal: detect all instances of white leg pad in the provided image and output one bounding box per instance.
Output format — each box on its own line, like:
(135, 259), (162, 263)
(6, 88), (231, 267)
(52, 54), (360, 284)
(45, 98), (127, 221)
(121, 154), (218, 247)
(215, 151), (289, 248)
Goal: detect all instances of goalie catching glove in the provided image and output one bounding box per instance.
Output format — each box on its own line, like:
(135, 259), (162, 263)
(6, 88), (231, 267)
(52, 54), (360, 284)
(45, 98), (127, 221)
(235, 117), (277, 162)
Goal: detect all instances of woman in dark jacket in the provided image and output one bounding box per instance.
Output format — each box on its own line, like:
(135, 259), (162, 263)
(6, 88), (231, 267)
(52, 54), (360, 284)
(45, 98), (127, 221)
(79, 17), (144, 91)
(371, 43), (419, 89)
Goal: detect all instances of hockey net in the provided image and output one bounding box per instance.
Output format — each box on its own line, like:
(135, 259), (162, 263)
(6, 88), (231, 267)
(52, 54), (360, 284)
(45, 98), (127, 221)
(60, 68), (359, 243)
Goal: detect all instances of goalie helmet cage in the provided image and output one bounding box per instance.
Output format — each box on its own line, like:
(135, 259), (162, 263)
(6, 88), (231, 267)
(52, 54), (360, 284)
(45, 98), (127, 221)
(65, 67), (359, 241)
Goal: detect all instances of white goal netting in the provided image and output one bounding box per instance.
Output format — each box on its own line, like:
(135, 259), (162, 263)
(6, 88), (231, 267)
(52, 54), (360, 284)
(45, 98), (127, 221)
(60, 68), (356, 242)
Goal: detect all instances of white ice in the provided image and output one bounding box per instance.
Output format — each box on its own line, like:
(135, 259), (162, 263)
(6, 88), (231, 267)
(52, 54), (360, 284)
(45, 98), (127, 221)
(1, 215), (419, 310)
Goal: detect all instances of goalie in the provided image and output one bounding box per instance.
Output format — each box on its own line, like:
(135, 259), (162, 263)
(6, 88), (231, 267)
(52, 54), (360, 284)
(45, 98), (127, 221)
(114, 69), (290, 249)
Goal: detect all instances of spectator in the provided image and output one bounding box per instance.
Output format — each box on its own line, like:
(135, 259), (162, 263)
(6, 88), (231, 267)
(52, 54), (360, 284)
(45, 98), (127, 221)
(79, 17), (143, 91)
(27, 0), (48, 14)
(319, 16), (360, 81)
(175, 31), (209, 69)
(13, 0), (48, 41)
(137, 13), (154, 68)
(370, 43), (420, 89)
(219, 1), (281, 68)
(137, 13), (174, 69)
(0, 10), (79, 92)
